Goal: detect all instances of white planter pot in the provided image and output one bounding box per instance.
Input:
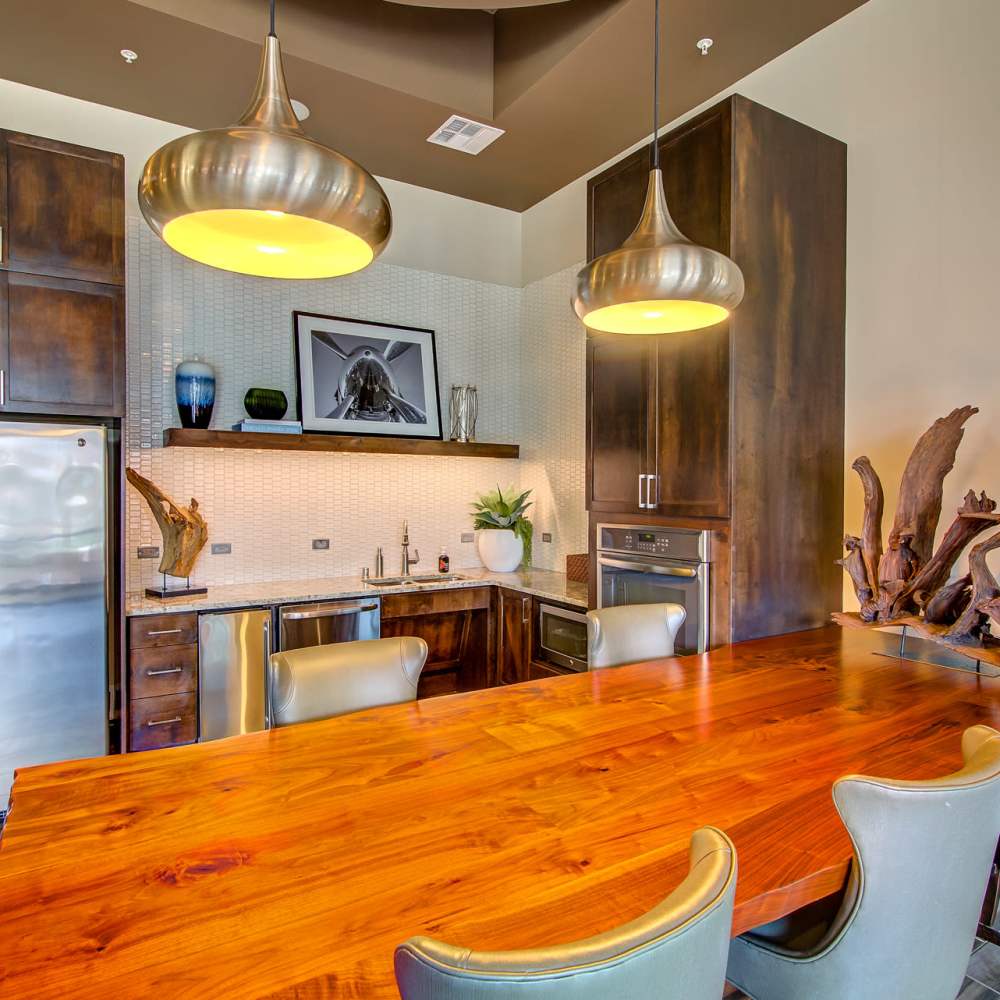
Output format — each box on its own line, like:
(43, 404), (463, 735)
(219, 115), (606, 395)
(477, 529), (522, 572)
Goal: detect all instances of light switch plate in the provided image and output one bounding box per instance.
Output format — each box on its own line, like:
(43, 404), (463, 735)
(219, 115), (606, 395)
(137, 545), (160, 560)
(542, 533), (553, 543)
(312, 538), (330, 550)
(211, 543), (232, 555)
(461, 532), (474, 543)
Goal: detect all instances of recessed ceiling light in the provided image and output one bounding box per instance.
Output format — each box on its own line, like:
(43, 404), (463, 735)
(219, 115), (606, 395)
(290, 99), (310, 121)
(697, 38), (714, 56)
(120, 49), (139, 65)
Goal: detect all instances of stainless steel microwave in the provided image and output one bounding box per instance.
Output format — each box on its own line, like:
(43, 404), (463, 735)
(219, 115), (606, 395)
(537, 603), (589, 673)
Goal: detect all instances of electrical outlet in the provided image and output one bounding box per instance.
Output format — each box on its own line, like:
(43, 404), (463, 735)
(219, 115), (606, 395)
(312, 538), (330, 551)
(461, 532), (475, 543)
(137, 545), (160, 560)
(542, 532), (553, 543)
(211, 543), (232, 555)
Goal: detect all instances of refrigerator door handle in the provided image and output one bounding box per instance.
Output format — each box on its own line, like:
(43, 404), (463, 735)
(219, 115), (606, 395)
(263, 617), (272, 729)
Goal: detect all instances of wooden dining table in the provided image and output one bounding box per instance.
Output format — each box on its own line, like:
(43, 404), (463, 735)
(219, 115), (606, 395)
(1, 625), (998, 998)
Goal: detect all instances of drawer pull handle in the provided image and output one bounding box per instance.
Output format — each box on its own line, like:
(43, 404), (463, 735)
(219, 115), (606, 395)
(147, 667), (183, 676)
(147, 627), (183, 636)
(147, 716), (182, 727)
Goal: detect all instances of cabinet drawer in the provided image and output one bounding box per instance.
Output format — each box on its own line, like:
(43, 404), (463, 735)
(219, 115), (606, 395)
(128, 692), (197, 752)
(382, 587), (490, 619)
(129, 612), (198, 649)
(129, 644), (197, 699)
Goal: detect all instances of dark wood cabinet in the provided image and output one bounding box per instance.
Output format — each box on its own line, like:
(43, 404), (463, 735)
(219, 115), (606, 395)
(586, 95), (846, 642)
(586, 335), (651, 513)
(381, 587), (493, 696)
(497, 587), (532, 685)
(126, 612), (199, 753)
(0, 131), (124, 285)
(0, 272), (124, 416)
(0, 131), (124, 418)
(649, 326), (730, 519)
(586, 108), (733, 521)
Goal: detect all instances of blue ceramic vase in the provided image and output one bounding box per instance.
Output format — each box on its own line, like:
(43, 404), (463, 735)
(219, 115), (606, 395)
(176, 359), (216, 429)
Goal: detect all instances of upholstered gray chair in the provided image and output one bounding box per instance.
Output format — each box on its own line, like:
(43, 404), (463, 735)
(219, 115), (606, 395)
(727, 724), (1000, 1000)
(395, 826), (736, 999)
(268, 636), (427, 727)
(586, 603), (686, 669)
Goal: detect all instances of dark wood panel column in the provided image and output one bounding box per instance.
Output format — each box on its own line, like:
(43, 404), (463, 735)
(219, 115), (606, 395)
(585, 95), (846, 645)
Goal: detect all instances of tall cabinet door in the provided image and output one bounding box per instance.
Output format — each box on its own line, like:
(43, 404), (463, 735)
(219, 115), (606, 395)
(586, 334), (652, 514)
(0, 131), (124, 285)
(647, 104), (732, 519)
(649, 328), (730, 519)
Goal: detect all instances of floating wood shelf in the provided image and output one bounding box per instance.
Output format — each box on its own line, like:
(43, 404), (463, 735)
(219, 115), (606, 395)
(163, 428), (519, 459)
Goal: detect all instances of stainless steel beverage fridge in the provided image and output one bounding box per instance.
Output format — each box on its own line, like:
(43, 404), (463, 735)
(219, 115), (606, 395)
(0, 422), (113, 807)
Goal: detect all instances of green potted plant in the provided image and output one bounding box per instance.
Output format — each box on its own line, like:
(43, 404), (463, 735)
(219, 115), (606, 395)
(472, 485), (533, 572)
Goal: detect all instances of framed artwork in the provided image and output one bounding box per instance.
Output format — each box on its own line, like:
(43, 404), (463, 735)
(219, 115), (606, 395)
(293, 311), (443, 439)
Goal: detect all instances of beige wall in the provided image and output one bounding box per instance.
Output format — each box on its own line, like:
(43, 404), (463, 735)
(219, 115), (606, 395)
(0, 79), (523, 288)
(524, 0), (1000, 606)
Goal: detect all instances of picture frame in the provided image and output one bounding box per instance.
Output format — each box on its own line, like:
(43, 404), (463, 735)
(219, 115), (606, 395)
(293, 311), (443, 439)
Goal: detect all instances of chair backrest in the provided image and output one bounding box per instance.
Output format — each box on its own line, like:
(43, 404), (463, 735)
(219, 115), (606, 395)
(395, 827), (736, 999)
(268, 636), (427, 727)
(586, 603), (686, 669)
(811, 724), (1000, 998)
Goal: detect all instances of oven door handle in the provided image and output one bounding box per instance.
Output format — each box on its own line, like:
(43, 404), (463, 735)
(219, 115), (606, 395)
(597, 556), (698, 578)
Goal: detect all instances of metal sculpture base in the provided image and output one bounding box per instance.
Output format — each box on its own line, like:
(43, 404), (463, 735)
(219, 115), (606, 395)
(872, 624), (998, 677)
(146, 573), (207, 600)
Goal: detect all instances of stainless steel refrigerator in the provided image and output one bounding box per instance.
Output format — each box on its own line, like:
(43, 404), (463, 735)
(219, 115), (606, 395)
(0, 421), (111, 807)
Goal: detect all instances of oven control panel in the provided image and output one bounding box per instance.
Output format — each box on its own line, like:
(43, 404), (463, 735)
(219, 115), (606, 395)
(597, 525), (708, 563)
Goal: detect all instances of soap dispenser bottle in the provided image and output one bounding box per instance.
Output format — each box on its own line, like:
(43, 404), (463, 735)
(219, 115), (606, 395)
(438, 549), (450, 574)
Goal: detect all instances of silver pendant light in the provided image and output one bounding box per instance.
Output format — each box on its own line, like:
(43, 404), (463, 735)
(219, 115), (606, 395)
(572, 0), (744, 334)
(139, 0), (391, 280)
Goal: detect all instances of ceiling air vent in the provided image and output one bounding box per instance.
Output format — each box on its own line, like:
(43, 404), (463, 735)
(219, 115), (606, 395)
(427, 115), (504, 156)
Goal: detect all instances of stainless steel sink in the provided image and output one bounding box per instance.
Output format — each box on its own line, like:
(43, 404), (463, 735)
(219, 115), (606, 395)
(365, 573), (467, 587)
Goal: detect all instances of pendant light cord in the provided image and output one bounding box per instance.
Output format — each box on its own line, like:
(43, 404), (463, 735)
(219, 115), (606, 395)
(269, 0), (276, 37)
(652, 0), (660, 171)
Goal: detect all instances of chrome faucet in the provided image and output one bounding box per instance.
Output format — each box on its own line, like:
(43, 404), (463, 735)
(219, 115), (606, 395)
(401, 521), (420, 575)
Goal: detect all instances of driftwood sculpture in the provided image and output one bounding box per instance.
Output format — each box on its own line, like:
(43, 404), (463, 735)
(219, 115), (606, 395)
(833, 406), (1000, 666)
(126, 468), (209, 579)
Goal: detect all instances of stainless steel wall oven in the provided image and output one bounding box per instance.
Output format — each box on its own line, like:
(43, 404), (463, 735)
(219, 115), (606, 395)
(596, 524), (711, 654)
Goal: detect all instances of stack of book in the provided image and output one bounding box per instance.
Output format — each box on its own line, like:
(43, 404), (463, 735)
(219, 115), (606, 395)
(233, 419), (303, 435)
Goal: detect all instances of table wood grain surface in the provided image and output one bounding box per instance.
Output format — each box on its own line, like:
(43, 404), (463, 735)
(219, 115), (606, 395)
(1, 627), (998, 998)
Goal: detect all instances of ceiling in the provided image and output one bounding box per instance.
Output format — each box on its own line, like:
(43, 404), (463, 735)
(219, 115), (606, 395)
(0, 0), (867, 211)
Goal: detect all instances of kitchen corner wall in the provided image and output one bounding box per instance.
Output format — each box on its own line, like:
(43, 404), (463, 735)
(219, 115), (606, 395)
(519, 264), (587, 573)
(125, 219), (588, 591)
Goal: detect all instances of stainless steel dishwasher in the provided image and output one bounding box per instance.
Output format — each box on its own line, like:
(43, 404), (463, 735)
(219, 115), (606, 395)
(277, 598), (380, 652)
(199, 608), (273, 741)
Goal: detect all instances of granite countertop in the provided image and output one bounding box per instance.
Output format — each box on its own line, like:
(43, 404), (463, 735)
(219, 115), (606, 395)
(125, 566), (588, 617)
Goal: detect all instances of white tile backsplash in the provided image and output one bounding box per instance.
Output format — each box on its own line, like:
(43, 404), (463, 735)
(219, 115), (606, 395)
(125, 219), (586, 591)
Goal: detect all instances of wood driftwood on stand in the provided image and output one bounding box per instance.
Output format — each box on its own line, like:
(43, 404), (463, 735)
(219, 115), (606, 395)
(126, 468), (209, 579)
(834, 406), (1000, 667)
